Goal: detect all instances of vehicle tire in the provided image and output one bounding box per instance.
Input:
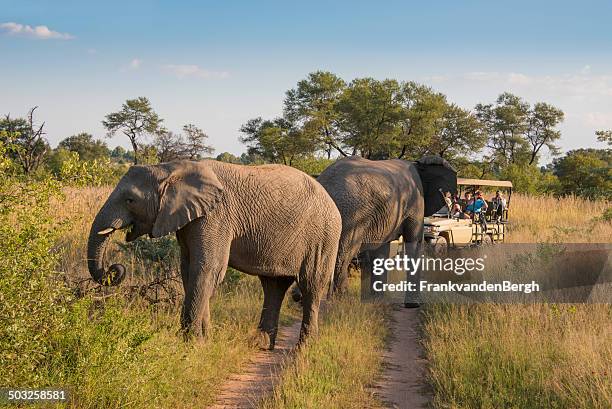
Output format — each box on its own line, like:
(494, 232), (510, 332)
(430, 235), (448, 257)
(481, 234), (493, 246)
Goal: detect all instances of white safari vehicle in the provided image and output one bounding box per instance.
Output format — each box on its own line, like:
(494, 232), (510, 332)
(424, 178), (512, 254)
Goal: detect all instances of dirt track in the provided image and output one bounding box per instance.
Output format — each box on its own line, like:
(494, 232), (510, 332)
(208, 321), (301, 409)
(209, 305), (430, 408)
(374, 306), (432, 409)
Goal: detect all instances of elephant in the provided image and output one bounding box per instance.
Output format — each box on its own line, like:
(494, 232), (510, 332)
(293, 155), (456, 305)
(87, 160), (341, 349)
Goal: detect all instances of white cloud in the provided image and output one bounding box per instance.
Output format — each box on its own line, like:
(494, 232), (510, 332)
(448, 71), (612, 98)
(580, 65), (591, 75)
(163, 64), (229, 79)
(507, 73), (532, 86)
(129, 58), (142, 69)
(0, 22), (74, 40)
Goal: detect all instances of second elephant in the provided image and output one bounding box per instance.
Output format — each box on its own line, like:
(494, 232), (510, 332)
(316, 155), (457, 296)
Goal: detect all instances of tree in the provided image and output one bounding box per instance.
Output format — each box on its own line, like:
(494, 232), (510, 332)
(153, 130), (185, 162)
(476, 93), (564, 168)
(216, 152), (242, 164)
(336, 78), (404, 159)
(102, 97), (162, 164)
(425, 104), (486, 160)
(525, 102), (564, 165)
(110, 146), (134, 163)
(595, 130), (612, 146)
(395, 82), (448, 159)
(475, 93), (531, 168)
(57, 132), (109, 161)
(0, 107), (49, 174)
(239, 117), (315, 165)
(284, 71), (346, 158)
(182, 124), (214, 159)
(553, 149), (611, 199)
(137, 144), (159, 165)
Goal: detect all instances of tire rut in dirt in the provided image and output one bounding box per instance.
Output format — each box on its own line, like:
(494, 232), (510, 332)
(208, 321), (301, 409)
(374, 306), (432, 409)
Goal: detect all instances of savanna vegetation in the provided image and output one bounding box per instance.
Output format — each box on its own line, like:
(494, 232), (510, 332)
(1, 70), (610, 408)
(423, 195), (612, 409)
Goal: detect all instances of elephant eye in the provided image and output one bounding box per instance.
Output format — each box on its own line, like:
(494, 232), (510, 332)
(126, 198), (134, 204)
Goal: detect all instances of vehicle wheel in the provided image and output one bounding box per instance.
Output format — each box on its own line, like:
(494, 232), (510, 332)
(430, 235), (448, 257)
(481, 234), (493, 246)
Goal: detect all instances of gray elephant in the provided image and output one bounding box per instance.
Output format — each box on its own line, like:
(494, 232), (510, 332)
(294, 155), (456, 304)
(87, 160), (341, 349)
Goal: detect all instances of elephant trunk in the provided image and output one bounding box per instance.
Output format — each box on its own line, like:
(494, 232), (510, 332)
(87, 205), (127, 286)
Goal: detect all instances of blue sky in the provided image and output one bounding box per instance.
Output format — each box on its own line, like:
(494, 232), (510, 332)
(2, 0), (612, 162)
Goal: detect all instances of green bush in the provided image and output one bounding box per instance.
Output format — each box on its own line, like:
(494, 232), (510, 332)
(58, 151), (126, 186)
(0, 143), (265, 407)
(290, 156), (335, 176)
(0, 144), (150, 390)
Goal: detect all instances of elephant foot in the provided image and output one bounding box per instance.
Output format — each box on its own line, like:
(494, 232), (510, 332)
(180, 322), (207, 343)
(251, 329), (275, 350)
(290, 285), (303, 303)
(181, 330), (205, 343)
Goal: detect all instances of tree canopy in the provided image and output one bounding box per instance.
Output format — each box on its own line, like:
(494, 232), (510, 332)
(57, 132), (109, 161)
(0, 107), (49, 174)
(102, 97), (162, 164)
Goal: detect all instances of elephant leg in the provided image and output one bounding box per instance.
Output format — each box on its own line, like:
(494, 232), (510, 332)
(297, 252), (333, 344)
(257, 276), (293, 350)
(401, 217), (424, 308)
(180, 227), (231, 340)
(332, 229), (364, 294)
(176, 231), (190, 293)
(298, 288), (321, 345)
(332, 252), (353, 295)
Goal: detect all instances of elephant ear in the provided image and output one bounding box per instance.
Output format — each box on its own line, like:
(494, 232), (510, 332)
(416, 155), (457, 217)
(152, 164), (224, 238)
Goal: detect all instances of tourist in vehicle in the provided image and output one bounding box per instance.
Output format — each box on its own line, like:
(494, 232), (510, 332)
(457, 192), (473, 219)
(491, 190), (507, 220)
(465, 190), (488, 215)
(448, 193), (461, 218)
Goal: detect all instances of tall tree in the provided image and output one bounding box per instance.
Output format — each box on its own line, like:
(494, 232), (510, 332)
(216, 152), (242, 164)
(427, 104), (486, 160)
(553, 148), (611, 199)
(595, 130), (612, 146)
(153, 130), (185, 162)
(336, 78), (404, 159)
(525, 102), (564, 165)
(182, 124), (214, 160)
(283, 71), (347, 158)
(475, 92), (531, 168)
(102, 97), (162, 164)
(57, 132), (109, 161)
(395, 82), (447, 159)
(239, 117), (315, 165)
(0, 107), (49, 174)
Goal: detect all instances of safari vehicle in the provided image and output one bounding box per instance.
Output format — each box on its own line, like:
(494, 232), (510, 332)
(424, 178), (512, 253)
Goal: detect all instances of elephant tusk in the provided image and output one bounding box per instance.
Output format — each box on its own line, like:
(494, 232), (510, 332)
(97, 227), (116, 235)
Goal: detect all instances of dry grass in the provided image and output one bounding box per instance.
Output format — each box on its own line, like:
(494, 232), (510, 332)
(507, 193), (611, 243)
(424, 194), (612, 409)
(260, 285), (389, 409)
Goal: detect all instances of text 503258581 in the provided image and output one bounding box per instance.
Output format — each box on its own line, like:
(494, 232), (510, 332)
(1, 388), (69, 404)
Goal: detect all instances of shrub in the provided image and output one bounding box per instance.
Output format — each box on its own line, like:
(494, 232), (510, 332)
(51, 150), (126, 186)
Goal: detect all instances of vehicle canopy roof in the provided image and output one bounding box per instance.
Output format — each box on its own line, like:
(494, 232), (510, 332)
(457, 178), (513, 189)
